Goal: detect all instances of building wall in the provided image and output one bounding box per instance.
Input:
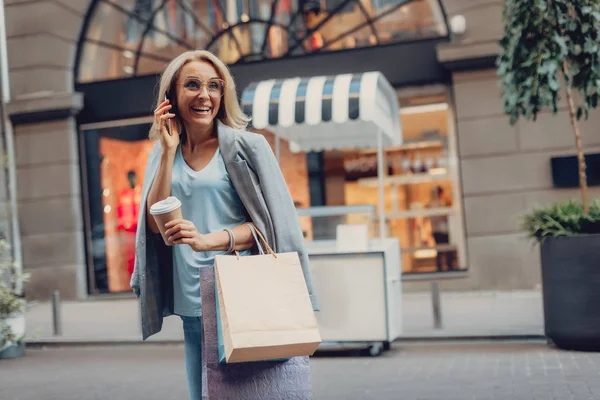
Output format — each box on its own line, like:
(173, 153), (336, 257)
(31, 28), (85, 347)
(436, 0), (505, 69)
(437, 70), (600, 292)
(5, 0), (89, 299)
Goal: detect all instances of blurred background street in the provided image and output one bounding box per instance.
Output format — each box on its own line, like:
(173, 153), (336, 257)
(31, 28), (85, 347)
(3, 0), (600, 399)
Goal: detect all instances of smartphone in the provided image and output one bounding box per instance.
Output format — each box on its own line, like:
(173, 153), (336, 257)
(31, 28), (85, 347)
(164, 94), (172, 136)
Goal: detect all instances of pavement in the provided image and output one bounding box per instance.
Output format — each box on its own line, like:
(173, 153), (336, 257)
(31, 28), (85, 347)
(23, 290), (545, 345)
(3, 341), (600, 399)
(9, 290), (585, 400)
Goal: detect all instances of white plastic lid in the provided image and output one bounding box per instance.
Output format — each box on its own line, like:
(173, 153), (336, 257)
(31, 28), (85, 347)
(149, 196), (182, 215)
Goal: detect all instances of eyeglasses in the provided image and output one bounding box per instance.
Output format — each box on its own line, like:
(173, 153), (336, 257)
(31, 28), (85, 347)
(178, 78), (226, 97)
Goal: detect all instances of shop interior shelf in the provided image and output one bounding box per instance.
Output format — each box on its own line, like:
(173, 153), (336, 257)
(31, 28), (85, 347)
(356, 138), (445, 154)
(357, 172), (451, 187)
(378, 206), (455, 220)
(401, 244), (457, 253)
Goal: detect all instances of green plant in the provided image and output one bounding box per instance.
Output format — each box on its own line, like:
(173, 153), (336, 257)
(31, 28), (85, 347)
(0, 240), (28, 348)
(497, 0), (600, 212)
(521, 199), (600, 243)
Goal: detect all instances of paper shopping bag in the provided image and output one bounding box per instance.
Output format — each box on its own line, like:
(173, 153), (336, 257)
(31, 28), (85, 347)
(200, 266), (313, 400)
(215, 282), (289, 364)
(216, 281), (291, 364)
(214, 224), (321, 364)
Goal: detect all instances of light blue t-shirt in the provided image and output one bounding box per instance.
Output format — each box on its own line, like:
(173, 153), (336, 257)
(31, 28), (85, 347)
(171, 144), (250, 317)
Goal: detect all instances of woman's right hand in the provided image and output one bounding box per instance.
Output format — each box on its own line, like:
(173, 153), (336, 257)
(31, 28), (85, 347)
(154, 99), (180, 152)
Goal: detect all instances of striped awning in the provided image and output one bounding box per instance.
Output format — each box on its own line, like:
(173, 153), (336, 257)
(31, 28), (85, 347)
(240, 71), (402, 152)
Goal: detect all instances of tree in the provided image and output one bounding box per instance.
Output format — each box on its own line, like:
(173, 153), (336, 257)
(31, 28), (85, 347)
(0, 240), (28, 349)
(497, 0), (600, 212)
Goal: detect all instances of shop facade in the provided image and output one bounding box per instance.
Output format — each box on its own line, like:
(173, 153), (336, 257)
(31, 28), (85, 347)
(5, 0), (600, 300)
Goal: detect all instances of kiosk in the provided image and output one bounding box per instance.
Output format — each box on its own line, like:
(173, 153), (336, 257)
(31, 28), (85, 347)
(241, 72), (404, 355)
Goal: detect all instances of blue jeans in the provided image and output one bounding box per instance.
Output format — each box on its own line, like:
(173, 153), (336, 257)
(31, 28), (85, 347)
(181, 316), (203, 400)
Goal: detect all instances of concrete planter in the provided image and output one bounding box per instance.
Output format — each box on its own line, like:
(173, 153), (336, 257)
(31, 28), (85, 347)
(0, 313), (26, 359)
(541, 234), (600, 351)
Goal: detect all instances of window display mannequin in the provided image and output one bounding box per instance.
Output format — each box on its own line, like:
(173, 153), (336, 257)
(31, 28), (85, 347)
(118, 170), (142, 277)
(303, 5), (324, 51)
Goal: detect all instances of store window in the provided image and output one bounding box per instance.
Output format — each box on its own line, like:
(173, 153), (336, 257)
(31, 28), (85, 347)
(80, 121), (154, 293)
(77, 0), (448, 82)
(322, 87), (467, 274)
(80, 121), (310, 294)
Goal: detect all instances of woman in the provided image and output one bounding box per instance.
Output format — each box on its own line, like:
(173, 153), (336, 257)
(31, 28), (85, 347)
(130, 50), (318, 400)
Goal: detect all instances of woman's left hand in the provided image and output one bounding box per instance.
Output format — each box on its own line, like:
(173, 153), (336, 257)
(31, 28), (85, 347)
(164, 219), (210, 251)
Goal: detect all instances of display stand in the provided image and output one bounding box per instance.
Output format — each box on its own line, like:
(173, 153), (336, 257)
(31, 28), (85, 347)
(305, 237), (402, 356)
(242, 71), (403, 355)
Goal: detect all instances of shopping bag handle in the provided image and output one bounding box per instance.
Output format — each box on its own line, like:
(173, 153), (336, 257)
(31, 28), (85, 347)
(246, 222), (277, 258)
(246, 223), (265, 255)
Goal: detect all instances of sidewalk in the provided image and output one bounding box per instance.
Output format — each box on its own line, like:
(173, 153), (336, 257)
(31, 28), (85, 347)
(23, 290), (544, 344)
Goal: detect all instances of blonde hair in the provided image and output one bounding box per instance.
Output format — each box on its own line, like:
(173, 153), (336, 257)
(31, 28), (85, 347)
(149, 50), (250, 141)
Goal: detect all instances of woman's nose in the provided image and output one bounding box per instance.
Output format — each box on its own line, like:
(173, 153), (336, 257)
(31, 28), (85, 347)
(198, 85), (210, 99)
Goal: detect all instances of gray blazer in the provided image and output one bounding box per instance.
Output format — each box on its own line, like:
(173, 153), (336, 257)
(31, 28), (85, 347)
(130, 120), (318, 340)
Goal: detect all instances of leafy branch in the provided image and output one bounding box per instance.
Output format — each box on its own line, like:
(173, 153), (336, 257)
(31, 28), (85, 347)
(0, 240), (28, 348)
(497, 0), (600, 212)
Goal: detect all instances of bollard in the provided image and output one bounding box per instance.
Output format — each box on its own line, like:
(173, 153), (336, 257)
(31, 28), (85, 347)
(431, 281), (443, 330)
(51, 290), (62, 336)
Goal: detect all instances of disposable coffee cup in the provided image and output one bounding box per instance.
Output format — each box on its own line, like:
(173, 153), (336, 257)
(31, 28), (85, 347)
(149, 196), (182, 246)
